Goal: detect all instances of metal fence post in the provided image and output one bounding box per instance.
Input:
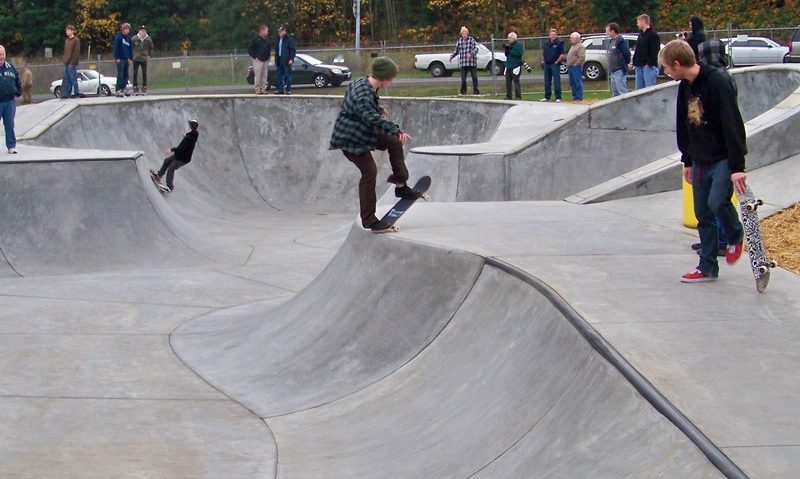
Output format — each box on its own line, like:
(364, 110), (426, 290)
(491, 35), (496, 96)
(184, 50), (189, 93)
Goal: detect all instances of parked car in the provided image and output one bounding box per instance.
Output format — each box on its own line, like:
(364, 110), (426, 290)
(246, 53), (352, 88)
(49, 69), (128, 98)
(414, 43), (507, 77)
(789, 26), (800, 63)
(722, 36), (790, 66)
(576, 34), (657, 81)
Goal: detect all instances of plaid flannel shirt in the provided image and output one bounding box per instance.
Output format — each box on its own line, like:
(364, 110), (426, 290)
(450, 36), (479, 67)
(698, 39), (729, 69)
(329, 78), (401, 154)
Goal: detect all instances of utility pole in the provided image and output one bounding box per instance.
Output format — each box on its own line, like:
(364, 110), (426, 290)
(354, 0), (361, 55)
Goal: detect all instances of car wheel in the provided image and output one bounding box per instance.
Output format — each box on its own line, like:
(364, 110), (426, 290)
(487, 60), (504, 76)
(583, 62), (605, 80)
(559, 63), (568, 75)
(313, 73), (329, 88)
(428, 62), (446, 78)
(53, 86), (62, 98)
(99, 85), (112, 96)
(784, 54), (790, 64)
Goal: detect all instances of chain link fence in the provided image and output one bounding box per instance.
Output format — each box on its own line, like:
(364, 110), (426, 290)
(12, 25), (798, 98)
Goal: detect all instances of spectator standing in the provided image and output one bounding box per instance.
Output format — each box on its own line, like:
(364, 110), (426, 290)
(249, 25), (272, 94)
(684, 16), (707, 59)
(450, 26), (480, 95)
(0, 45), (21, 154)
(132, 25), (154, 95)
(62, 25), (81, 99)
(20, 65), (33, 105)
(274, 26), (296, 95)
(113, 23), (133, 97)
(658, 40), (746, 282)
(606, 22), (631, 96)
(566, 32), (586, 101)
(631, 14), (661, 89)
(503, 32), (524, 100)
(541, 28), (564, 102)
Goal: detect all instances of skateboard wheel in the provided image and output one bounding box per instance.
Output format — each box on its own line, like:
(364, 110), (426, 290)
(768, 260), (777, 268)
(745, 202), (757, 212)
(421, 193), (431, 201)
(756, 198), (764, 206)
(758, 265), (769, 274)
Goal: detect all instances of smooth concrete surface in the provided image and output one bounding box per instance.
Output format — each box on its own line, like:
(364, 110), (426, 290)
(2, 79), (799, 478)
(408, 64), (800, 203)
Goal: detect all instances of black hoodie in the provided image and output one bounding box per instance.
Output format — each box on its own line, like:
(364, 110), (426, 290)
(688, 16), (706, 59)
(172, 130), (199, 163)
(677, 64), (747, 173)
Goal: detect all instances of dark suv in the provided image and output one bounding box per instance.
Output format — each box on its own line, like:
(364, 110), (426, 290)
(789, 26), (800, 63)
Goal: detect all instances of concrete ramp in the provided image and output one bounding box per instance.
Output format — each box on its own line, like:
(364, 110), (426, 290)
(174, 249), (723, 477)
(172, 227), (484, 417)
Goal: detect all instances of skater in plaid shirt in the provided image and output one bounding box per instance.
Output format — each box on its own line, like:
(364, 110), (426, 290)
(329, 57), (419, 231)
(449, 26), (480, 95)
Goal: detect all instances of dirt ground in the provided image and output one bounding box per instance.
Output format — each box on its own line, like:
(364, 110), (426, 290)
(761, 203), (800, 276)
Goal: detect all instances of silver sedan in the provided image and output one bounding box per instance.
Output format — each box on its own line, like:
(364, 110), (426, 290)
(723, 36), (790, 66)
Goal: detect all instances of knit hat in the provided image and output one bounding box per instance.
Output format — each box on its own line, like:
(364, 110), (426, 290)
(371, 57), (399, 81)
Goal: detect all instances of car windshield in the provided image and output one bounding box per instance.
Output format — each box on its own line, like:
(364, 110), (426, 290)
(82, 70), (99, 79)
(297, 54), (323, 65)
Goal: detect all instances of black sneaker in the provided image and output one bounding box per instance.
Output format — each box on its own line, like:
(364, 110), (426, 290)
(395, 185), (420, 200)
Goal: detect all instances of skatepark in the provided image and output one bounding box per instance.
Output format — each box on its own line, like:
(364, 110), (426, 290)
(1, 63), (799, 478)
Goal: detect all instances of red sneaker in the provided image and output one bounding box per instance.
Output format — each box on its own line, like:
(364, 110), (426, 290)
(726, 242), (744, 265)
(681, 269), (717, 283)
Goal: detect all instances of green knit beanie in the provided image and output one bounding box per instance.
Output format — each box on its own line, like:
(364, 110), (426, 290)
(371, 56), (399, 81)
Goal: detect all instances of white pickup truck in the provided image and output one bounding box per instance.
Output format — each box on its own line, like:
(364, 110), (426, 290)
(414, 43), (507, 77)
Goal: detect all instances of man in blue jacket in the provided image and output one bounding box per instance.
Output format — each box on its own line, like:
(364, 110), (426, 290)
(113, 23), (133, 97)
(606, 22), (631, 96)
(0, 45), (22, 154)
(274, 26), (296, 95)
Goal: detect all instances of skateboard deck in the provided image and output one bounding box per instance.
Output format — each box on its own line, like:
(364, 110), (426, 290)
(149, 169), (170, 193)
(737, 186), (775, 293)
(372, 176), (432, 234)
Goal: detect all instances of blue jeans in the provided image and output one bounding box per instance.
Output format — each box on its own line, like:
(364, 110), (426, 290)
(276, 63), (292, 92)
(543, 63), (561, 100)
(692, 159), (744, 276)
(610, 69), (627, 96)
(568, 66), (583, 100)
(62, 63), (78, 97)
(116, 60), (129, 93)
(1, 99), (16, 149)
(634, 65), (659, 89)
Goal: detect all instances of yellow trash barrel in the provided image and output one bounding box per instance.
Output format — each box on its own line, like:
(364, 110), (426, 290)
(682, 166), (738, 228)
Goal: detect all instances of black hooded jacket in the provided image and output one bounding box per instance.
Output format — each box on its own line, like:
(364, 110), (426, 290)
(688, 16), (706, 59)
(677, 64), (747, 173)
(171, 130), (199, 163)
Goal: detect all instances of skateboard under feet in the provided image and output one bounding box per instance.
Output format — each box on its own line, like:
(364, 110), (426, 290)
(149, 169), (171, 193)
(737, 186), (776, 293)
(372, 176), (432, 234)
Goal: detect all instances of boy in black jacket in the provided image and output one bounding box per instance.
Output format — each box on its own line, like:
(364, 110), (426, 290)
(151, 120), (199, 192)
(0, 45), (22, 154)
(660, 40), (746, 283)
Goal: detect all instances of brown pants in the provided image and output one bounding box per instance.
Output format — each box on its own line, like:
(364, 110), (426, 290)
(344, 132), (409, 228)
(22, 88), (33, 105)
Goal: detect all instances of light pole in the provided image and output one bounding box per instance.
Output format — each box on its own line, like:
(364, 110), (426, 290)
(353, 0), (361, 55)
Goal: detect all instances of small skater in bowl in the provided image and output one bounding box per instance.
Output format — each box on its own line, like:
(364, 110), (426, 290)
(150, 119), (199, 192)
